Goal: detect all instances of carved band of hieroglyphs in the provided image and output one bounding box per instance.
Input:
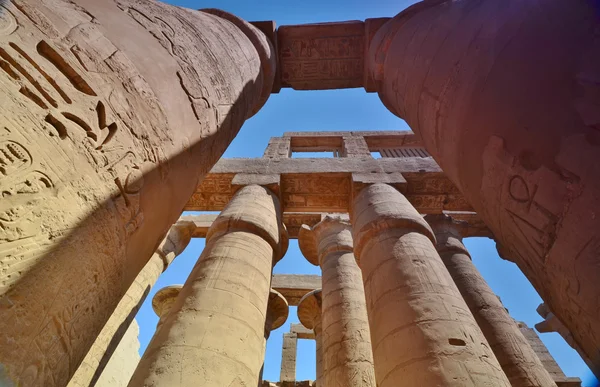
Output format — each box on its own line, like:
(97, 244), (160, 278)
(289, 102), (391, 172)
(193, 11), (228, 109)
(278, 22), (365, 89)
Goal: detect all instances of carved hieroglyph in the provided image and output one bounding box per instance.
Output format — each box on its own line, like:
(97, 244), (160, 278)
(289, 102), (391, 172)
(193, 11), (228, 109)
(425, 214), (556, 387)
(367, 0), (600, 370)
(352, 184), (510, 387)
(0, 1), (275, 386)
(299, 216), (376, 387)
(129, 185), (288, 387)
(68, 222), (195, 387)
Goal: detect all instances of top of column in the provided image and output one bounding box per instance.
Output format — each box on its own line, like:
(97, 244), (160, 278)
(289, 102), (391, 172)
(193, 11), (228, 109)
(152, 285), (183, 320)
(297, 289), (322, 331)
(266, 289), (289, 333)
(156, 222), (197, 268)
(352, 184), (436, 260)
(298, 214), (353, 266)
(207, 185), (289, 263)
(423, 214), (471, 257)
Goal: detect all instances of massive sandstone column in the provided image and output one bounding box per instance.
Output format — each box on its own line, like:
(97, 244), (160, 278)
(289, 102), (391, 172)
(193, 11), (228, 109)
(367, 0), (600, 369)
(299, 216), (376, 387)
(0, 1), (275, 385)
(298, 290), (324, 386)
(68, 222), (195, 387)
(424, 214), (556, 387)
(259, 290), (289, 386)
(151, 285), (183, 329)
(351, 183), (510, 387)
(129, 185), (288, 387)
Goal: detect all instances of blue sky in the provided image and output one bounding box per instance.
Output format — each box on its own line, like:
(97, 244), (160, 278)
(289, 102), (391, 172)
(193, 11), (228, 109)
(134, 2), (598, 385)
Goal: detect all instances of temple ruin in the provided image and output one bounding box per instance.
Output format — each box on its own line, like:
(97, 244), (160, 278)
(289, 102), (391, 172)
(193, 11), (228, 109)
(0, 0), (598, 386)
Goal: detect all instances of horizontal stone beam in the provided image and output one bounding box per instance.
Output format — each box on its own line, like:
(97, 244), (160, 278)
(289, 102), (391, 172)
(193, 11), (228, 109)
(178, 212), (492, 240)
(290, 323), (315, 340)
(185, 159), (475, 214)
(271, 274), (321, 306)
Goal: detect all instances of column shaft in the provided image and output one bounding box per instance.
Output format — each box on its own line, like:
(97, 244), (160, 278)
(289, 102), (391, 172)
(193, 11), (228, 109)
(129, 185), (286, 386)
(315, 322), (324, 385)
(426, 216), (556, 387)
(367, 0), (600, 368)
(67, 253), (162, 387)
(0, 1), (275, 385)
(321, 251), (375, 386)
(352, 184), (510, 387)
(280, 333), (298, 383)
(299, 216), (375, 387)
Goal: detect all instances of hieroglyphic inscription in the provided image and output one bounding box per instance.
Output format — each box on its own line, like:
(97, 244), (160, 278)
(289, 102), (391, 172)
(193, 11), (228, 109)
(278, 22), (365, 90)
(0, 37), (149, 238)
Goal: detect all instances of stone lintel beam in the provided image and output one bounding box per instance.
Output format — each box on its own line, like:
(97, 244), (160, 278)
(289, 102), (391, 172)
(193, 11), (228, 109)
(284, 130), (423, 150)
(232, 173), (281, 196)
(271, 274), (322, 306)
(291, 323), (315, 340)
(179, 212), (491, 240)
(274, 19), (390, 91)
(185, 157), (475, 214)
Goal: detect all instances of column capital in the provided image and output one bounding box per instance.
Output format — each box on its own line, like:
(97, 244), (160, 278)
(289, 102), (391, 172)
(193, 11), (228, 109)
(298, 289), (322, 334)
(423, 214), (470, 258)
(351, 183), (435, 261)
(152, 285), (183, 321)
(156, 222), (197, 269)
(208, 185), (289, 263)
(266, 289), (289, 335)
(298, 215), (353, 266)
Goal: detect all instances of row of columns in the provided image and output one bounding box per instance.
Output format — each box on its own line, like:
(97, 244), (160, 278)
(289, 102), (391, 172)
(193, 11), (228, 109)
(128, 182), (557, 387)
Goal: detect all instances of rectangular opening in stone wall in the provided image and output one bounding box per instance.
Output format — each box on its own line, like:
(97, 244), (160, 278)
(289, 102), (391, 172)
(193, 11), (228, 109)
(291, 150), (339, 158)
(371, 151), (382, 159)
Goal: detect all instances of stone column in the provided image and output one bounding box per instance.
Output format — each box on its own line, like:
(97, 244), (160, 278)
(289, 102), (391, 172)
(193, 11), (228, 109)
(129, 185), (288, 386)
(351, 183), (510, 387)
(298, 290), (324, 385)
(299, 216), (375, 386)
(424, 214), (556, 387)
(68, 222), (195, 387)
(0, 1), (276, 385)
(366, 0), (600, 368)
(280, 333), (298, 384)
(259, 290), (289, 386)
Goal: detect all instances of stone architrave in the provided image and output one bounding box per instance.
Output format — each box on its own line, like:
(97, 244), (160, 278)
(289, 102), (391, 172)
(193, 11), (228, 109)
(259, 290), (289, 386)
(424, 214), (556, 387)
(366, 0), (600, 368)
(0, 1), (275, 385)
(536, 304), (597, 379)
(68, 222), (195, 387)
(298, 290), (324, 386)
(351, 183), (510, 387)
(299, 216), (376, 387)
(128, 185), (288, 387)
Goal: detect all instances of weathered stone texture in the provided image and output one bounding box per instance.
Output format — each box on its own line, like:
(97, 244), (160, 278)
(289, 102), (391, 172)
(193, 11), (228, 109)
(0, 0), (275, 385)
(367, 0), (600, 370)
(280, 333), (298, 383)
(352, 184), (510, 387)
(425, 214), (556, 387)
(298, 290), (324, 385)
(94, 319), (140, 387)
(299, 216), (376, 387)
(518, 322), (582, 387)
(129, 185), (287, 387)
